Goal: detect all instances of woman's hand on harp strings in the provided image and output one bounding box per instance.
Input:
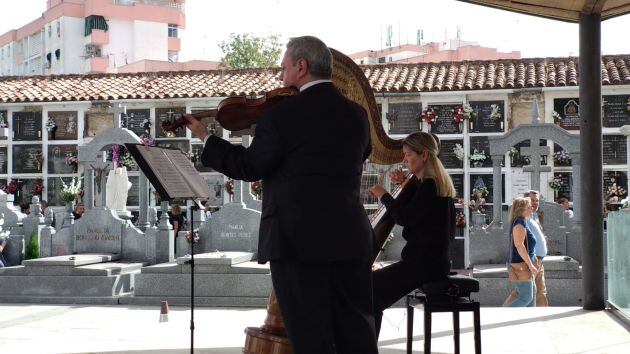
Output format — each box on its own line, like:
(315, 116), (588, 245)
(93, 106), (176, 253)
(183, 114), (209, 141)
(368, 185), (387, 200)
(389, 169), (406, 185)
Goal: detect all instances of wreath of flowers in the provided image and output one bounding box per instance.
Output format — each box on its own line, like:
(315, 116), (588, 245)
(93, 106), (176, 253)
(251, 180), (262, 199)
(224, 179), (234, 195)
(421, 106), (436, 125)
(606, 181), (627, 199)
(31, 178), (44, 195)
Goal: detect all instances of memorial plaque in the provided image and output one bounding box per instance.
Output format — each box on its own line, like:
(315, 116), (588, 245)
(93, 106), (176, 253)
(603, 95), (630, 128)
(48, 144), (78, 174)
(554, 98), (580, 130)
(603, 171), (627, 201)
(469, 136), (492, 168)
(156, 107), (186, 138)
(388, 103), (421, 135)
(204, 174), (225, 206)
(430, 104), (461, 134)
(47, 177), (74, 206)
(450, 173), (464, 199)
(156, 139), (189, 153)
(511, 170), (531, 200)
(74, 209), (124, 254)
(469, 101), (504, 133)
(122, 109), (150, 137)
(127, 175), (139, 206)
(11, 178), (43, 205)
(603, 135), (627, 165)
(13, 112), (42, 141)
(439, 139), (464, 169)
(191, 143), (213, 172)
(84, 112), (114, 137)
(191, 108), (222, 139)
(554, 172), (573, 201)
(0, 178), (6, 194)
(0, 146), (7, 174)
(13, 144), (43, 173)
(48, 111), (78, 140)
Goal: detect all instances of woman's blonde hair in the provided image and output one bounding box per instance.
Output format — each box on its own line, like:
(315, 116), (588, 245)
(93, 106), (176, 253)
(171, 204), (182, 215)
(508, 197), (531, 225)
(403, 132), (456, 198)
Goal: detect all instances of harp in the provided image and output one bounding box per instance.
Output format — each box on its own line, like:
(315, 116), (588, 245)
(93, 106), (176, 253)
(243, 48), (413, 354)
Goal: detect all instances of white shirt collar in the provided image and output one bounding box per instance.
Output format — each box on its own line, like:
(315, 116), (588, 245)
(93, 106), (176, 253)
(299, 79), (332, 92)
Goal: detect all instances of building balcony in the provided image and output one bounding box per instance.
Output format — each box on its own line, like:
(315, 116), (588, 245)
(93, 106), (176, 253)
(89, 29), (109, 45)
(112, 0), (184, 13)
(168, 37), (180, 52)
(89, 56), (108, 73)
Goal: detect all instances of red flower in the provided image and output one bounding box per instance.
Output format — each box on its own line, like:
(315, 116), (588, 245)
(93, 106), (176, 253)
(422, 107), (436, 124)
(32, 179), (44, 195)
(452, 106), (464, 124)
(224, 180), (234, 195)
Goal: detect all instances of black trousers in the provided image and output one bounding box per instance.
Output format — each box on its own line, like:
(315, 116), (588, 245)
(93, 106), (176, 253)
(373, 260), (436, 336)
(270, 258), (378, 354)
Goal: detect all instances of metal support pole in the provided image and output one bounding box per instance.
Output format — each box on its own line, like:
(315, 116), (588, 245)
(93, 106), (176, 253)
(579, 12), (605, 310)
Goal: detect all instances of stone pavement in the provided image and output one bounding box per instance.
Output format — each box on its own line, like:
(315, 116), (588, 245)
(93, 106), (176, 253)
(0, 304), (629, 353)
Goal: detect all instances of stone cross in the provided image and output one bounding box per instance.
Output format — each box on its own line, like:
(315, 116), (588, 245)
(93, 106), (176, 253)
(107, 103), (126, 128)
(521, 141), (551, 191)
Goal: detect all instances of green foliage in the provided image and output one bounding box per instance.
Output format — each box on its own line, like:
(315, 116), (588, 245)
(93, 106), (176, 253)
(25, 232), (39, 260)
(219, 33), (282, 69)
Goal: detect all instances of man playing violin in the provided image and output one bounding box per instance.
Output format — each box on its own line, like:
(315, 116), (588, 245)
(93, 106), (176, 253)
(184, 36), (378, 354)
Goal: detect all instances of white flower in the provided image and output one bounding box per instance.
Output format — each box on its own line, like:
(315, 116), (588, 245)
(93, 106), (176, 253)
(462, 103), (474, 119)
(552, 110), (563, 123)
(453, 143), (465, 161)
(470, 149), (487, 162)
(490, 104), (502, 121)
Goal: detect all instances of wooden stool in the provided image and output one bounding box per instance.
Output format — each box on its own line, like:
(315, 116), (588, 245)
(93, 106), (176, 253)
(406, 274), (481, 354)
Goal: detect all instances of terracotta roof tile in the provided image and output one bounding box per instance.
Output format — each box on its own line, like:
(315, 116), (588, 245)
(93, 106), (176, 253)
(1, 56), (630, 103)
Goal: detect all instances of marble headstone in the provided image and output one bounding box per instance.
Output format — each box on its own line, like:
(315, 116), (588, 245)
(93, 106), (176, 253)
(73, 209), (124, 255)
(538, 201), (569, 256)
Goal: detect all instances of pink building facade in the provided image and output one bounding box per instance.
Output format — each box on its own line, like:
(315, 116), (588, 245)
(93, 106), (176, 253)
(0, 0), (185, 76)
(350, 39), (521, 65)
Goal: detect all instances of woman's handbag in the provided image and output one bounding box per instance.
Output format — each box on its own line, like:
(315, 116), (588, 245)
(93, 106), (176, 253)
(507, 220), (533, 282)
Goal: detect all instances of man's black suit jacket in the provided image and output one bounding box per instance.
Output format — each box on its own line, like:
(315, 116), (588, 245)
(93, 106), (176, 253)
(201, 82), (373, 264)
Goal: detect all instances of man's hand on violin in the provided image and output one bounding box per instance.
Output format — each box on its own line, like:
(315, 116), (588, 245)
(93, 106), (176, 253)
(368, 185), (387, 200)
(183, 114), (209, 141)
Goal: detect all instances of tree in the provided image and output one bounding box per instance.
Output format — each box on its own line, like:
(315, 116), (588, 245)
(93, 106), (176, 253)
(25, 232), (39, 260)
(219, 33), (282, 69)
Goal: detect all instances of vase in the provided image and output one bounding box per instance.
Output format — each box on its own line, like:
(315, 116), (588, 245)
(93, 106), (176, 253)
(472, 161), (483, 168)
(65, 201), (75, 214)
(0, 127), (9, 138)
(47, 129), (55, 140)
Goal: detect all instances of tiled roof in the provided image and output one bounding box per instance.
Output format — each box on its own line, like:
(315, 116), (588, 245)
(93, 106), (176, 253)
(0, 56), (629, 103)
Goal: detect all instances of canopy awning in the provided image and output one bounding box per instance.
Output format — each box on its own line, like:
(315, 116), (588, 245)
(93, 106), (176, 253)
(457, 0), (630, 22)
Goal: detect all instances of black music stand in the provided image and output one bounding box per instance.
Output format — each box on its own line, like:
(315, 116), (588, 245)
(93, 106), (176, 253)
(126, 143), (212, 354)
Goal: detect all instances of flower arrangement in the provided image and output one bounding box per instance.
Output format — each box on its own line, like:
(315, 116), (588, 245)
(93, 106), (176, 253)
(65, 152), (78, 172)
(0, 112), (7, 128)
(31, 178), (44, 195)
(184, 230), (200, 244)
(548, 176), (563, 190)
(45, 116), (57, 132)
(142, 117), (151, 137)
(472, 186), (489, 199)
(421, 106), (436, 125)
(490, 104), (502, 121)
(553, 150), (571, 165)
(552, 110), (563, 123)
(470, 149), (487, 163)
(224, 179), (234, 195)
(5, 179), (21, 195)
(456, 210), (466, 227)
(141, 137), (155, 146)
(60, 177), (82, 205)
(452, 105), (465, 124)
(251, 180), (262, 199)
(606, 182), (627, 199)
(462, 103), (474, 120)
(119, 150), (137, 169)
(187, 150), (200, 166)
(453, 143), (465, 161)
(626, 97), (630, 112)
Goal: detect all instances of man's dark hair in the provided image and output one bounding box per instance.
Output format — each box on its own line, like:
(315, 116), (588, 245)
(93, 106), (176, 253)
(286, 36), (332, 79)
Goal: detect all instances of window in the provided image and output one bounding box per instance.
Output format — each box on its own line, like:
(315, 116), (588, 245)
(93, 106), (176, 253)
(378, 57), (385, 64)
(168, 51), (178, 62)
(168, 24), (178, 38)
(84, 15), (108, 36)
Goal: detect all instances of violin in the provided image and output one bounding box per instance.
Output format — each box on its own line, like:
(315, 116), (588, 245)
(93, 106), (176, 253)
(161, 87), (299, 134)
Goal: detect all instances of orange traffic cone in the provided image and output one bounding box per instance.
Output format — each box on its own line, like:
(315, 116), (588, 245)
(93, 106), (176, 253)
(159, 300), (169, 322)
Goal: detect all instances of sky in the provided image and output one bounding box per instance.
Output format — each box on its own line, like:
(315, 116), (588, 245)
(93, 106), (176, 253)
(1, 0), (629, 63)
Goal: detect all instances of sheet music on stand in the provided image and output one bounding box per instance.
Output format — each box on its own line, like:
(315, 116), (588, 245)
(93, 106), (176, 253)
(125, 143), (212, 202)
